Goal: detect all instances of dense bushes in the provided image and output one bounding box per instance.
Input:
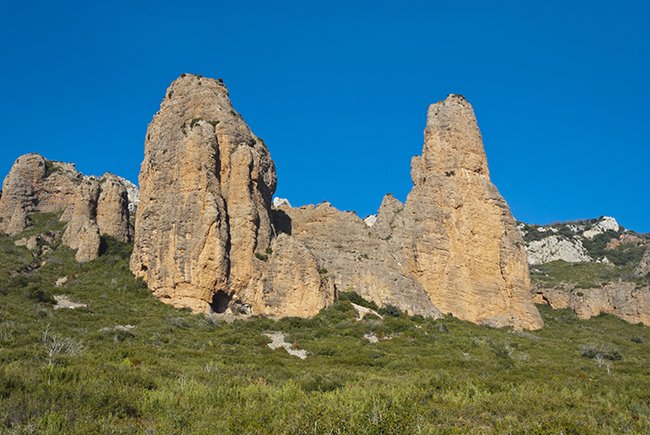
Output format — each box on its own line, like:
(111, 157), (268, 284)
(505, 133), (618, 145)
(1, 218), (649, 433)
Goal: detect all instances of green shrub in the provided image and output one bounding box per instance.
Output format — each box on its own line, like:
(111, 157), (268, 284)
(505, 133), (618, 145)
(24, 282), (54, 304)
(338, 290), (379, 311)
(254, 252), (268, 262)
(378, 305), (402, 317)
(44, 161), (60, 178)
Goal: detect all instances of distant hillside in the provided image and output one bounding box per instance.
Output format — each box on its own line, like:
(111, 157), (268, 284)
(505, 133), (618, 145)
(519, 217), (650, 324)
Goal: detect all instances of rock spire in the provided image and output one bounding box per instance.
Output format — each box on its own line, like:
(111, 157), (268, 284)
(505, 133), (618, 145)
(380, 95), (543, 329)
(130, 74), (333, 315)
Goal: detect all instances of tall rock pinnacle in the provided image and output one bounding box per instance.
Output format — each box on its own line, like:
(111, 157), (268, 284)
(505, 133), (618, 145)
(388, 94), (543, 329)
(130, 74), (333, 314)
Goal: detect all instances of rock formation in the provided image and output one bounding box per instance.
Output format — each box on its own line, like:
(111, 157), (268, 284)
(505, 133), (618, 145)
(0, 154), (81, 234)
(96, 173), (133, 242)
(129, 81), (542, 328)
(130, 74), (330, 315)
(534, 283), (650, 325)
(524, 216), (650, 323)
(518, 217), (628, 265)
(275, 201), (443, 318)
(62, 179), (102, 263)
(526, 236), (591, 265)
(383, 95), (542, 329)
(0, 153), (136, 262)
(268, 96), (544, 329)
(62, 172), (134, 262)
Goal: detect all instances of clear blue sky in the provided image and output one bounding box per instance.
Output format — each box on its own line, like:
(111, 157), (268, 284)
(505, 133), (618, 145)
(1, 1), (648, 233)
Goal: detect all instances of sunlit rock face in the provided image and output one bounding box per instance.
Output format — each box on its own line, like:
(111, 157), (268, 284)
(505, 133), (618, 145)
(130, 74), (333, 315)
(388, 95), (543, 330)
(130, 81), (541, 329)
(0, 154), (81, 235)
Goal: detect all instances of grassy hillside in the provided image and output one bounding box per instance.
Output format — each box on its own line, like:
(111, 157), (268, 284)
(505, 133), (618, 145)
(1, 214), (649, 434)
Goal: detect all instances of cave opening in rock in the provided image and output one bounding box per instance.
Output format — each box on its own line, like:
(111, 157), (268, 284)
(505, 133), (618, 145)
(210, 290), (230, 314)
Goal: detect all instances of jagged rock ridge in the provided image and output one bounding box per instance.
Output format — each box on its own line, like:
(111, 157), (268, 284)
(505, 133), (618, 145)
(130, 82), (542, 329)
(0, 154), (137, 262)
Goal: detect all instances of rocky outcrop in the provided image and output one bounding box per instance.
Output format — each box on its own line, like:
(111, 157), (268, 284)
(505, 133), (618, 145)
(130, 84), (541, 328)
(635, 246), (650, 278)
(130, 74), (329, 314)
(0, 154), (81, 234)
(96, 173), (133, 242)
(384, 95), (542, 329)
(276, 202), (443, 318)
(61, 173), (133, 262)
(0, 154), (139, 249)
(518, 217), (628, 265)
(583, 217), (619, 239)
(526, 236), (591, 265)
(268, 95), (541, 328)
(534, 283), (650, 325)
(62, 179), (102, 263)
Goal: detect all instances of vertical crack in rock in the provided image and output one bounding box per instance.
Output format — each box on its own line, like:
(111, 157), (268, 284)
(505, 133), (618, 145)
(130, 74), (331, 314)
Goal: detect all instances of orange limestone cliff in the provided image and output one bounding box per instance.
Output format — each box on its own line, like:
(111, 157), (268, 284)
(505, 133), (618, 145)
(129, 74), (333, 315)
(386, 94), (543, 329)
(129, 77), (541, 329)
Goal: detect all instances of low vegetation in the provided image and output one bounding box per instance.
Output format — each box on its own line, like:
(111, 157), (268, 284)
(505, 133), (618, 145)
(1, 214), (649, 433)
(530, 259), (649, 290)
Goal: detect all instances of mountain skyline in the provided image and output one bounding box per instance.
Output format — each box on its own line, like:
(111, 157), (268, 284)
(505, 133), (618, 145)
(1, 0), (648, 232)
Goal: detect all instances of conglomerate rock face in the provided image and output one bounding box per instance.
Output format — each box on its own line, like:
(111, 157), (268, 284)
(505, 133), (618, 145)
(275, 202), (443, 318)
(61, 173), (134, 262)
(96, 173), (133, 243)
(534, 283), (650, 325)
(62, 179), (102, 263)
(130, 74), (320, 314)
(0, 154), (81, 235)
(130, 82), (542, 328)
(389, 95), (542, 329)
(0, 153), (134, 262)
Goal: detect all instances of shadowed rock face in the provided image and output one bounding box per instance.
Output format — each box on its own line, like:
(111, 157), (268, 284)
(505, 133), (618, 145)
(130, 74), (295, 313)
(385, 95), (542, 330)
